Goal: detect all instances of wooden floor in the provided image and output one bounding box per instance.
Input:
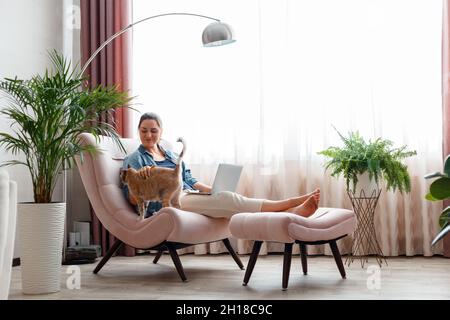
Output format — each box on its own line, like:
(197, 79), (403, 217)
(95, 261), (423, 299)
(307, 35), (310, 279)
(8, 253), (450, 300)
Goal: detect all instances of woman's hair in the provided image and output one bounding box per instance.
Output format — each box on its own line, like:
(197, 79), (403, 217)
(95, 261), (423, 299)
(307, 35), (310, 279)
(138, 112), (163, 129)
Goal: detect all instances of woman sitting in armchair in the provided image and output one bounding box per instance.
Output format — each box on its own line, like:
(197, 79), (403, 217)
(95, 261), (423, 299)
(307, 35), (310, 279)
(123, 112), (321, 218)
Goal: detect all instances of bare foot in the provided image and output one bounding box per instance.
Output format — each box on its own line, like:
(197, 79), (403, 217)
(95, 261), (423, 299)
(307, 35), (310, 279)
(291, 188), (320, 207)
(291, 196), (318, 217)
(306, 188), (320, 203)
(311, 188), (320, 203)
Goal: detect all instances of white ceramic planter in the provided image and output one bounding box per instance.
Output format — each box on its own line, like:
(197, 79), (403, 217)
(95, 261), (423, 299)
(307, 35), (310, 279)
(349, 172), (381, 197)
(18, 202), (65, 294)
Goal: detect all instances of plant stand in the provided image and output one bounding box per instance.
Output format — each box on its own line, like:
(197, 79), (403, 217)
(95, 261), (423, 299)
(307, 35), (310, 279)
(345, 189), (388, 268)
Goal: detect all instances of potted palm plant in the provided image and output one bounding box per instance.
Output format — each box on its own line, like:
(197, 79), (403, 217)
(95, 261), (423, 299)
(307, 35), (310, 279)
(0, 50), (130, 294)
(424, 155), (450, 246)
(318, 128), (417, 196)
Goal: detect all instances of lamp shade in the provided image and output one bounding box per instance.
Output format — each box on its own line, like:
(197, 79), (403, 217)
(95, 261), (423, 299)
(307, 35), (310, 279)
(81, 14), (235, 76)
(202, 22), (235, 47)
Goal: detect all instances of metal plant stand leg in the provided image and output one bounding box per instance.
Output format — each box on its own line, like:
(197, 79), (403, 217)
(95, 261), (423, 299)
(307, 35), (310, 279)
(345, 189), (388, 268)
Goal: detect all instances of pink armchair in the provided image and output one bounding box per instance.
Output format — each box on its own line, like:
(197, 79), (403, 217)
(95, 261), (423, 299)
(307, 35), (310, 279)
(75, 133), (243, 281)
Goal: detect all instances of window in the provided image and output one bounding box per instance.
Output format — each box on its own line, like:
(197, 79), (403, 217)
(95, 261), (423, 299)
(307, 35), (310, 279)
(132, 0), (442, 170)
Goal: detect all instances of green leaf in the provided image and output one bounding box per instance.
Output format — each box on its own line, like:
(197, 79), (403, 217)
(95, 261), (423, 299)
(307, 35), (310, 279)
(425, 192), (439, 201)
(444, 154), (450, 176)
(0, 160), (28, 167)
(438, 206), (450, 228)
(429, 177), (450, 200)
(424, 171), (447, 179)
(431, 224), (450, 246)
(439, 210), (450, 228)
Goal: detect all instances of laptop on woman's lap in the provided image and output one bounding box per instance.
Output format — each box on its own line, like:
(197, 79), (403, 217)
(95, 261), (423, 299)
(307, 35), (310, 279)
(185, 163), (243, 195)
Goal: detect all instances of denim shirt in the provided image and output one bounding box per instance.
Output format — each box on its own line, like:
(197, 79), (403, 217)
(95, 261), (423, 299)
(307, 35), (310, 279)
(122, 144), (198, 217)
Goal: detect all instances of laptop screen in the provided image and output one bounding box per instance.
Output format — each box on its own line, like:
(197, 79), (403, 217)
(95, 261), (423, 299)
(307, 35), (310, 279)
(211, 164), (243, 194)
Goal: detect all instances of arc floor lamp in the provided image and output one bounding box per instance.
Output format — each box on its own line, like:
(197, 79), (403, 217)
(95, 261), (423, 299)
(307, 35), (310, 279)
(80, 12), (235, 76)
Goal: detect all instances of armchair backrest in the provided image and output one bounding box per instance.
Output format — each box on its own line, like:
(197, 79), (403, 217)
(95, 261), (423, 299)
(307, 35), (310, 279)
(76, 133), (141, 233)
(83, 134), (140, 188)
(75, 133), (175, 237)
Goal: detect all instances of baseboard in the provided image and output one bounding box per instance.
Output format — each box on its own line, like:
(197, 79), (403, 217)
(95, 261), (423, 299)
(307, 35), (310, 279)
(12, 258), (20, 267)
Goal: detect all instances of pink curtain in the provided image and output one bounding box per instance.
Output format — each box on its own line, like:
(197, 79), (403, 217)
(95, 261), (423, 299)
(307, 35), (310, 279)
(442, 0), (450, 257)
(80, 0), (135, 256)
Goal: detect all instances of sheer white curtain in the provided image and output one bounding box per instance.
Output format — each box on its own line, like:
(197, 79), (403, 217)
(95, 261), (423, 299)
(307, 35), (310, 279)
(132, 0), (444, 256)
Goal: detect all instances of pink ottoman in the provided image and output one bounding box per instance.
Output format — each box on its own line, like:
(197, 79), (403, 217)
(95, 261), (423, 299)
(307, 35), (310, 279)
(230, 208), (356, 290)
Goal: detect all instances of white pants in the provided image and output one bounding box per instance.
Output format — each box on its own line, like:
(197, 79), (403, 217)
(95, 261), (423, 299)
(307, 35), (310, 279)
(179, 191), (264, 218)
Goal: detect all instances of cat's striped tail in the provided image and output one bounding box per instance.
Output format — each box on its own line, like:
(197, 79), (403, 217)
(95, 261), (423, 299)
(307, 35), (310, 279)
(174, 137), (186, 175)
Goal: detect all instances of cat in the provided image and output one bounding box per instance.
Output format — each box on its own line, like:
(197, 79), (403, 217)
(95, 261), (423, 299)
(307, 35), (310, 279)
(120, 138), (186, 220)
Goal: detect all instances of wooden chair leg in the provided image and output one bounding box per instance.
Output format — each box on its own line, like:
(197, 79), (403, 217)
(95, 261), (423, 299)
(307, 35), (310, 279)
(282, 243), (293, 290)
(166, 243), (188, 282)
(153, 250), (163, 264)
(299, 243), (308, 275)
(329, 240), (346, 279)
(243, 241), (263, 286)
(222, 238), (244, 270)
(93, 239), (123, 274)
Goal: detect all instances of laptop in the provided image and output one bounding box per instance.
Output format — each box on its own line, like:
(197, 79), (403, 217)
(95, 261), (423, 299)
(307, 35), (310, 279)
(185, 163), (243, 195)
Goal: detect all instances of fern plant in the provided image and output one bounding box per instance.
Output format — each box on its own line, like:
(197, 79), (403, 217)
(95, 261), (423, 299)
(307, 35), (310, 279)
(317, 127), (417, 193)
(0, 50), (131, 203)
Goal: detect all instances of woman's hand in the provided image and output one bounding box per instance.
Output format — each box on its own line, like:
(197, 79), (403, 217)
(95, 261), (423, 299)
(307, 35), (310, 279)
(138, 166), (153, 179)
(193, 182), (213, 193)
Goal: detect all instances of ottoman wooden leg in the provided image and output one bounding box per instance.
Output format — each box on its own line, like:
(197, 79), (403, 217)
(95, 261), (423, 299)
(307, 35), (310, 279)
(282, 243), (293, 290)
(243, 241), (263, 286)
(329, 240), (346, 279)
(299, 243), (308, 275)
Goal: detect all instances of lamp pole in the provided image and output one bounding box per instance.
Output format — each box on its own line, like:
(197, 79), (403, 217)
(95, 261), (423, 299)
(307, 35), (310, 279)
(80, 12), (234, 77)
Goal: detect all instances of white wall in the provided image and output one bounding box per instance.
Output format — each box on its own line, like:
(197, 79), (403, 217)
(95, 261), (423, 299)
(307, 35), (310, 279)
(0, 0), (91, 259)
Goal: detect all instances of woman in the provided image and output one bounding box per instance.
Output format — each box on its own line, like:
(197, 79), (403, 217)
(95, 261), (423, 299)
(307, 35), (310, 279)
(122, 112), (320, 218)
